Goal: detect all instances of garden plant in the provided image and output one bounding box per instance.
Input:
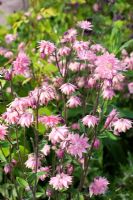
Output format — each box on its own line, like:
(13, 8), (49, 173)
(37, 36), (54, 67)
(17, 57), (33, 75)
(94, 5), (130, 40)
(0, 1), (133, 200)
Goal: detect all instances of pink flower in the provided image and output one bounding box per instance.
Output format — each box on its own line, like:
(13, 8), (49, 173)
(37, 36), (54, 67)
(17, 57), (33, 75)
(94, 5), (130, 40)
(11, 159), (17, 166)
(58, 47), (71, 56)
(5, 34), (16, 44)
(4, 164), (11, 174)
(37, 14), (43, 21)
(49, 173), (72, 190)
(13, 52), (30, 77)
(18, 42), (25, 52)
(86, 77), (96, 88)
(123, 56), (133, 70)
(60, 83), (76, 95)
(4, 51), (13, 58)
(95, 52), (121, 80)
(61, 28), (77, 43)
(113, 73), (125, 85)
(121, 49), (128, 57)
(46, 188), (52, 197)
(53, 77), (63, 88)
(0, 125), (8, 140)
(69, 62), (85, 72)
(77, 50), (96, 62)
(18, 111), (34, 127)
(39, 84), (56, 105)
(41, 144), (50, 156)
(89, 177), (109, 196)
(112, 118), (132, 135)
(82, 115), (99, 128)
(2, 109), (19, 124)
(71, 123), (80, 130)
(39, 115), (61, 127)
(37, 167), (50, 181)
(67, 96), (81, 108)
(76, 77), (86, 88)
(49, 126), (69, 144)
(66, 164), (74, 175)
(93, 138), (100, 149)
(9, 97), (31, 111)
(93, 3), (100, 12)
(128, 82), (133, 94)
(73, 41), (89, 52)
(29, 84), (56, 106)
(104, 109), (119, 129)
(0, 47), (7, 56)
(3, 69), (12, 81)
(56, 149), (64, 159)
(91, 44), (105, 53)
(25, 154), (41, 170)
(66, 133), (89, 158)
(77, 21), (93, 30)
(102, 87), (115, 100)
(38, 40), (55, 58)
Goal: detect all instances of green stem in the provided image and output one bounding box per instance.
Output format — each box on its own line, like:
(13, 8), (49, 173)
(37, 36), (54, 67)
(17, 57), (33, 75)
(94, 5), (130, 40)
(79, 84), (101, 191)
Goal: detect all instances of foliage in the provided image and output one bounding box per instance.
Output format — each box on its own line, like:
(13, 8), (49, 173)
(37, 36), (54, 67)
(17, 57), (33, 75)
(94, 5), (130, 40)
(0, 0), (133, 199)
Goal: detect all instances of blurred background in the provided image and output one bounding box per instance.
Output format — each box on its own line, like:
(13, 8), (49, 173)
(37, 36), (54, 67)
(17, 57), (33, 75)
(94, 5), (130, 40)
(0, 0), (28, 24)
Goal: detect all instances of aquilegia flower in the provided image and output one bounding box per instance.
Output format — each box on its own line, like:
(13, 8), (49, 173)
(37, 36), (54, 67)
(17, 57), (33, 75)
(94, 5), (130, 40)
(25, 154), (41, 170)
(104, 109), (119, 129)
(95, 52), (121, 80)
(49, 126), (69, 144)
(5, 34), (17, 44)
(39, 115), (61, 127)
(89, 177), (109, 196)
(60, 83), (76, 95)
(18, 111), (34, 127)
(58, 46), (71, 56)
(82, 115), (99, 128)
(49, 172), (72, 190)
(13, 52), (30, 77)
(41, 144), (50, 156)
(38, 40), (55, 58)
(77, 21), (93, 30)
(37, 167), (50, 181)
(67, 96), (81, 108)
(128, 82), (133, 94)
(66, 133), (89, 158)
(0, 125), (8, 140)
(112, 118), (132, 135)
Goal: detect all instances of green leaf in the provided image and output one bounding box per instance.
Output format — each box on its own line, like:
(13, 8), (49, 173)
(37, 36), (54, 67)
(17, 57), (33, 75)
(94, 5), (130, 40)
(100, 131), (118, 141)
(123, 70), (133, 78)
(0, 141), (10, 148)
(16, 177), (28, 188)
(107, 131), (118, 141)
(0, 151), (6, 162)
(38, 123), (46, 135)
(117, 39), (133, 54)
(22, 77), (31, 85)
(36, 192), (44, 198)
(40, 7), (58, 18)
(117, 108), (133, 119)
(44, 63), (58, 74)
(37, 171), (47, 177)
(27, 173), (36, 183)
(0, 55), (8, 67)
(79, 194), (84, 200)
(38, 107), (52, 116)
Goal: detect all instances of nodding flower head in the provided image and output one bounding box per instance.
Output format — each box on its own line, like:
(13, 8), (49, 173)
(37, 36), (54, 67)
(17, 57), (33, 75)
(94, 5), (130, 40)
(89, 177), (109, 196)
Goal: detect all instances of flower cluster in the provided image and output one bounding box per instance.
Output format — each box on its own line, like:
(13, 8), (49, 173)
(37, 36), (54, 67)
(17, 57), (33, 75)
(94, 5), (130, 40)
(0, 20), (132, 200)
